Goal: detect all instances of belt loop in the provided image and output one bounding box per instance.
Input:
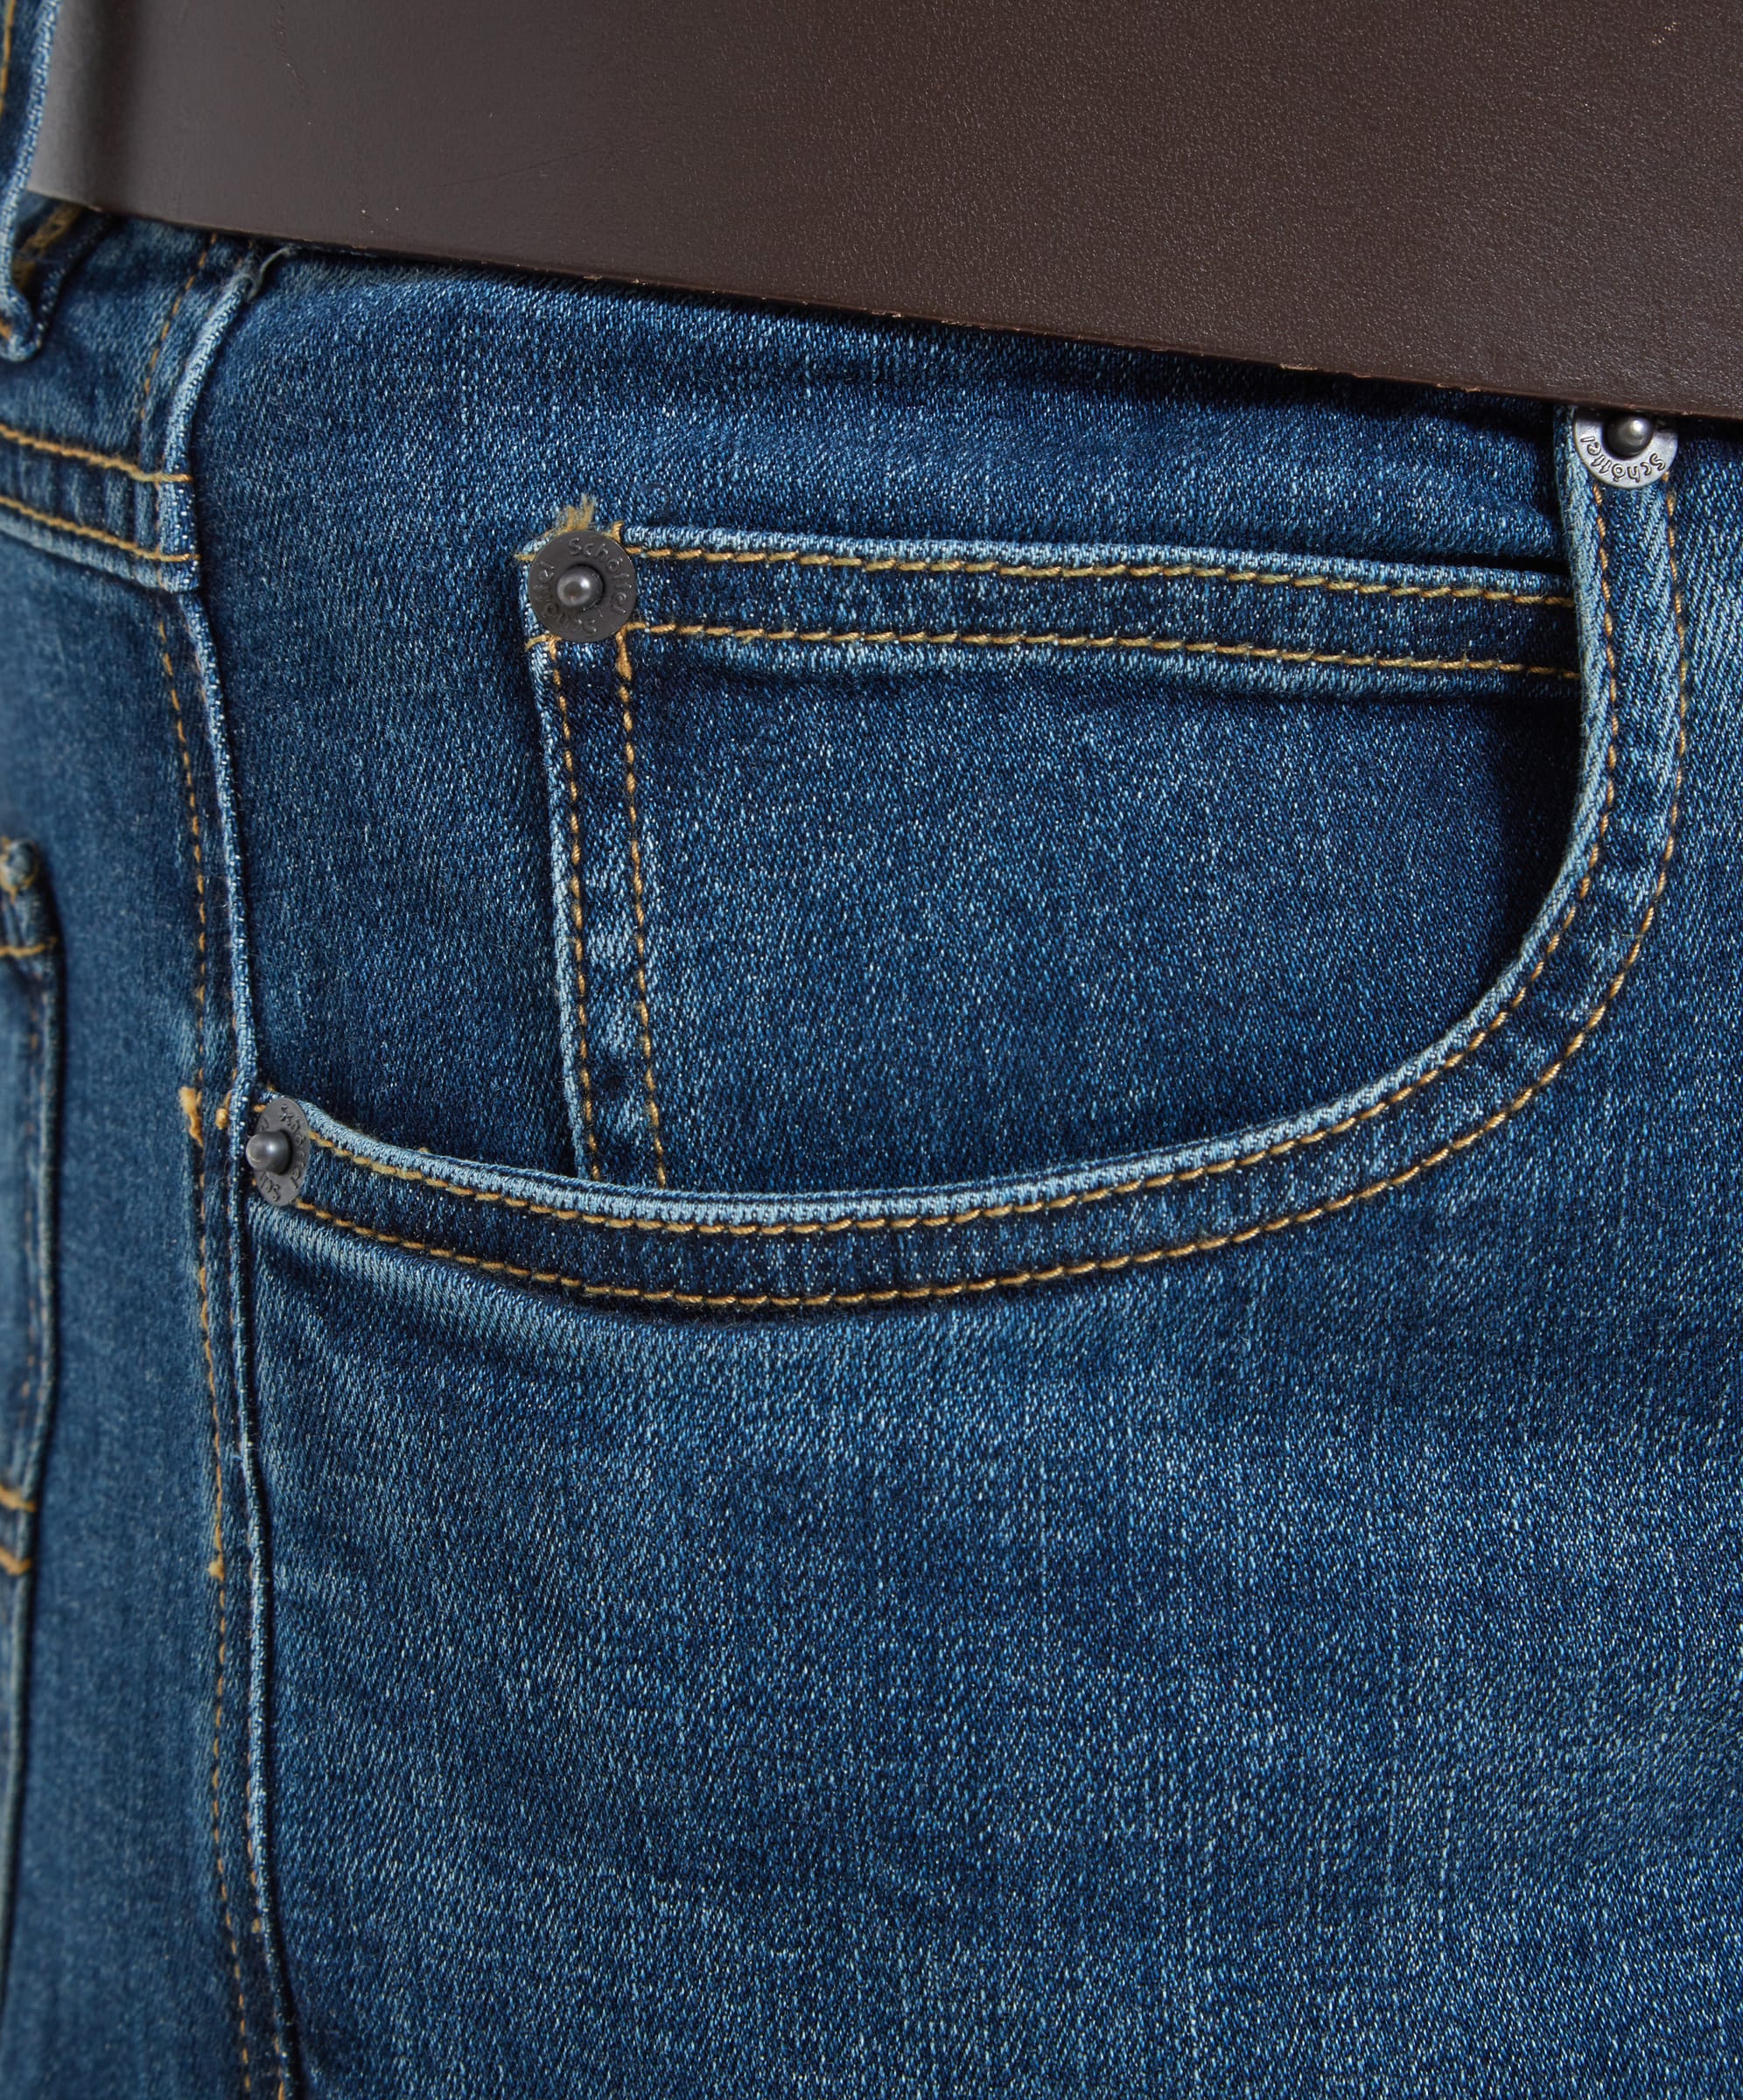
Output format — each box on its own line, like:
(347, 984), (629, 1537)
(0, 0), (62, 360)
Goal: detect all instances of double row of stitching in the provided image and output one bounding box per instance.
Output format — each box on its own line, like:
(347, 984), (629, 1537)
(626, 540), (1574, 609)
(0, 244), (215, 560)
(294, 480), (1686, 1305)
(309, 508), (1618, 1238)
(0, 486), (192, 564)
(292, 786), (1681, 1316)
(627, 620), (1578, 682)
(158, 617), (270, 2096)
(545, 641), (603, 1178)
(615, 627), (669, 1185)
(0, 414), (190, 485)
(0, 930), (46, 1564)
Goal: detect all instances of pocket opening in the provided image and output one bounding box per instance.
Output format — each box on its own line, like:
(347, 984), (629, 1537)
(257, 441), (1688, 1312)
(522, 518), (1582, 1197)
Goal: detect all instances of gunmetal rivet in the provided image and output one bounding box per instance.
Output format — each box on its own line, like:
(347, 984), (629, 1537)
(1601, 411), (1656, 460)
(1574, 408), (1677, 487)
(245, 1130), (292, 1175)
(248, 1096), (310, 1207)
(527, 529), (638, 643)
(555, 563), (606, 612)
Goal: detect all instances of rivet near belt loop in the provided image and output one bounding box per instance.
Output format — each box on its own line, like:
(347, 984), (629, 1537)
(1574, 409), (1677, 486)
(528, 530), (638, 643)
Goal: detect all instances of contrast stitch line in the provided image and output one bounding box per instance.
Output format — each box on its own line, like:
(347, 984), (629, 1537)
(547, 640), (602, 1178)
(11, 200), (80, 270)
(616, 628), (669, 1186)
(304, 550), (1615, 1250)
(0, 1545), (30, 1578)
(0, 487), (192, 564)
(627, 541), (1574, 610)
(0, 1480), (32, 1513)
(136, 237), (218, 440)
(0, 416), (191, 484)
(158, 619), (257, 2099)
(292, 540), (1684, 1312)
(628, 620), (1578, 682)
(295, 780), (1676, 1316)
(0, 937), (52, 959)
(12, 991), (40, 1495)
(304, 480), (1676, 1294)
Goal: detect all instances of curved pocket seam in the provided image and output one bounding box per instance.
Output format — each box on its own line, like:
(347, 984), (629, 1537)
(304, 468), (1676, 1303)
(285, 566), (1684, 1305)
(286, 757), (1681, 1323)
(292, 479), (1639, 1249)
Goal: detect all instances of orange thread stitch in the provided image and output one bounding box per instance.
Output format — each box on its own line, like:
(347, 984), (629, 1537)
(12, 998), (40, 1513)
(291, 669), (1685, 1310)
(0, 415), (191, 484)
(10, 200), (80, 270)
(616, 628), (669, 1185)
(547, 640), (602, 1178)
(628, 620), (1577, 682)
(626, 540), (1573, 609)
(0, 487), (192, 564)
(0, 1546), (30, 1578)
(158, 619), (256, 2097)
(0, 1480), (32, 1513)
(292, 477), (1688, 1302)
(0, 937), (52, 959)
(298, 592), (1611, 1251)
(292, 793), (1677, 1314)
(136, 238), (218, 438)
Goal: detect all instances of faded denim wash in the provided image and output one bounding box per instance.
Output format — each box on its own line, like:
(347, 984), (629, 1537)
(0, 16), (1738, 2093)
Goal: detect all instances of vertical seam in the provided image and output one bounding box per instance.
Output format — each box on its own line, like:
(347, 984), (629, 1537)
(0, 956), (44, 1558)
(12, 988), (37, 1477)
(615, 626), (668, 1186)
(547, 640), (602, 1179)
(158, 617), (256, 2099)
(134, 237), (218, 444)
(1662, 480), (1691, 910)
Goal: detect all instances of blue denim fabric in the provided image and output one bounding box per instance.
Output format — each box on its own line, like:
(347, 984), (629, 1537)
(0, 0), (63, 359)
(0, 197), (1737, 2099)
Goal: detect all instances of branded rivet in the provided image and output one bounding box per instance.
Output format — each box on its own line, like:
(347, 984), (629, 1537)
(248, 1096), (310, 1207)
(528, 529), (637, 643)
(1574, 408), (1677, 487)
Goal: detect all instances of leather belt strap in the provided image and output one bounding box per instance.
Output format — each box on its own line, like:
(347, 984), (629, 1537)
(26, 0), (1743, 422)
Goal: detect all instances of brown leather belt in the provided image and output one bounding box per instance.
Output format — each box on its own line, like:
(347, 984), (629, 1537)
(30, 0), (1743, 422)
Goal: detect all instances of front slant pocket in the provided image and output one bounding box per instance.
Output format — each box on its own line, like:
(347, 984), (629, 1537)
(521, 522), (1579, 1194)
(0, 841), (60, 2016)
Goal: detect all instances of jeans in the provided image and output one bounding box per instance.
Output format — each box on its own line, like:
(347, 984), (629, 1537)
(0, 68), (1739, 2100)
